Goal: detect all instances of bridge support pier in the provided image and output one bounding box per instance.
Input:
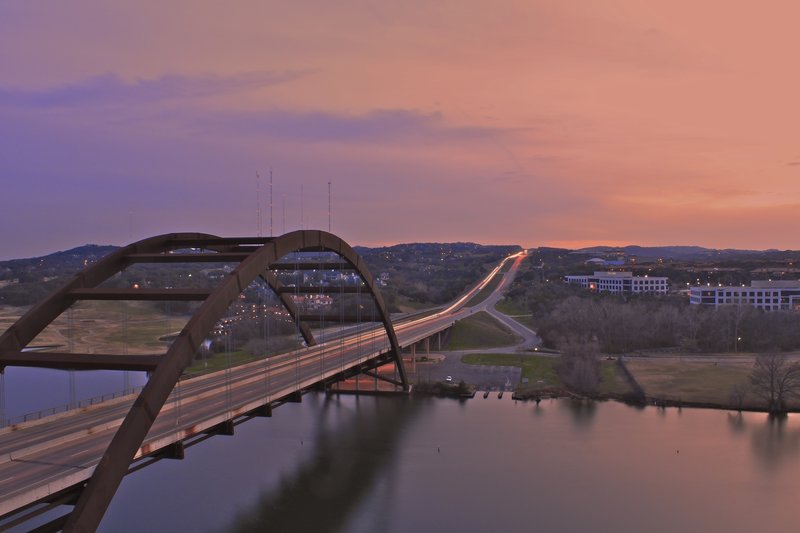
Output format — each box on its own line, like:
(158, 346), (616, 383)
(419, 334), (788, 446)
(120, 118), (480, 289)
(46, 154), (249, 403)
(251, 404), (272, 417)
(287, 391), (303, 403)
(160, 441), (185, 460)
(205, 420), (235, 436)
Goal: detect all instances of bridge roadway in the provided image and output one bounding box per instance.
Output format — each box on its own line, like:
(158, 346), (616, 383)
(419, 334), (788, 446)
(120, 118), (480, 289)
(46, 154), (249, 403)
(0, 252), (524, 520)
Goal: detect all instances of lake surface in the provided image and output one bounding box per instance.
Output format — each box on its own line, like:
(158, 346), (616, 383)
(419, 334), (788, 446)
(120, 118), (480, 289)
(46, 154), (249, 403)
(93, 393), (800, 533)
(1, 367), (148, 424)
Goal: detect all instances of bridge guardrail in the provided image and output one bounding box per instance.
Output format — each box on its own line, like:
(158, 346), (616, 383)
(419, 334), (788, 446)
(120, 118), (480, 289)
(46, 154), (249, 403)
(1, 386), (144, 428)
(0, 327), (394, 429)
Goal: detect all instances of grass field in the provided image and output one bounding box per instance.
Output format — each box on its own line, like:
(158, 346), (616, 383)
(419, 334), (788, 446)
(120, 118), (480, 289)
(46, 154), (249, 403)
(493, 298), (536, 329)
(0, 306), (24, 336)
(461, 353), (633, 397)
(186, 350), (258, 375)
(394, 298), (434, 313)
(624, 359), (752, 405)
(597, 361), (634, 396)
(461, 353), (561, 389)
(465, 270), (505, 307)
(1, 302), (185, 355)
(446, 312), (519, 350)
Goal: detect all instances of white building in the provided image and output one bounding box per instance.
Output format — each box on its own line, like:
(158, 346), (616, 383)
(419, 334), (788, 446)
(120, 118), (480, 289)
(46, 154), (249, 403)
(564, 271), (668, 295)
(689, 281), (800, 311)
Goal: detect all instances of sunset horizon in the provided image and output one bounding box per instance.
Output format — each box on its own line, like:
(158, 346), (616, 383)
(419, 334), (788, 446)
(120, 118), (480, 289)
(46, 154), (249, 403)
(3, 1), (799, 254)
(4, 3), (800, 528)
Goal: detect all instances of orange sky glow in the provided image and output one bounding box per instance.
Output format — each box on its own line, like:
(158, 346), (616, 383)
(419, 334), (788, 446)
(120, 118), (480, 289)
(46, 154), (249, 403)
(1, 1), (799, 258)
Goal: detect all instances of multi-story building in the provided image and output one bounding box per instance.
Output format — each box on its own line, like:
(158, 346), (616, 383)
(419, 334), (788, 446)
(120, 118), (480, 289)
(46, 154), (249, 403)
(689, 281), (800, 311)
(564, 271), (668, 295)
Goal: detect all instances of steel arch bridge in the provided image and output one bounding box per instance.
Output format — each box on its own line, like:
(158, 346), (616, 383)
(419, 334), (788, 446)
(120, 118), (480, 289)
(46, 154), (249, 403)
(0, 230), (407, 532)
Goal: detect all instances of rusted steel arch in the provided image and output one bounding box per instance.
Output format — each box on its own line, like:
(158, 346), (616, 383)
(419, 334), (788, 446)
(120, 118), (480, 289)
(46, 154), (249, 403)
(190, 239), (317, 348)
(0, 233), (320, 370)
(0, 232), (219, 361)
(206, 229), (403, 374)
(36, 230), (404, 532)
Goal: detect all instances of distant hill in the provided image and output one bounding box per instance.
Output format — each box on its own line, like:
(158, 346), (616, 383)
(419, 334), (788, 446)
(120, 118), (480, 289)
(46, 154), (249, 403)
(573, 245), (789, 262)
(0, 244), (119, 281)
(0, 244), (119, 306)
(0, 241), (521, 310)
(354, 241), (520, 255)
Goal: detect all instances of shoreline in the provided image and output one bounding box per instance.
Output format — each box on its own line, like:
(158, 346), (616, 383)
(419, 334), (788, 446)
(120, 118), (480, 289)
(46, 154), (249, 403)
(412, 383), (794, 415)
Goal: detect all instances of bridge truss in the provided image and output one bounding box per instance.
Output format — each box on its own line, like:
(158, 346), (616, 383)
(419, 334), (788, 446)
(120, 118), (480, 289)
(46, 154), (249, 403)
(0, 230), (407, 531)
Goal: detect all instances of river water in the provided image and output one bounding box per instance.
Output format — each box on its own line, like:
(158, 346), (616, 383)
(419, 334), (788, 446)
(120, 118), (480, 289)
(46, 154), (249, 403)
(93, 393), (800, 533)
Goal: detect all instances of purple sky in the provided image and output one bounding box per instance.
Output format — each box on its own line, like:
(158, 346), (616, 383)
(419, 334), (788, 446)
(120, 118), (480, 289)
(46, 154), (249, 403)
(2, 1), (800, 259)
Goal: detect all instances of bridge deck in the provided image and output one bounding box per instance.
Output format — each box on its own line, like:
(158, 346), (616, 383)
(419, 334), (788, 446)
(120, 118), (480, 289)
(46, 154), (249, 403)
(0, 248), (521, 526)
(0, 311), (458, 519)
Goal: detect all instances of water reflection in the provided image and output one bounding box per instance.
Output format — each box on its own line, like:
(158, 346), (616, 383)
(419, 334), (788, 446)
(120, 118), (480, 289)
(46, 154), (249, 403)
(2, 367), (147, 422)
(225, 395), (421, 532)
(100, 397), (800, 533)
(560, 398), (597, 430)
(726, 412), (746, 435)
(750, 414), (800, 472)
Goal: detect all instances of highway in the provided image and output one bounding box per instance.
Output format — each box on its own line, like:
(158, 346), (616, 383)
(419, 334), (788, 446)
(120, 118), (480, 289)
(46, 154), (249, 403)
(470, 252), (540, 350)
(0, 251), (525, 522)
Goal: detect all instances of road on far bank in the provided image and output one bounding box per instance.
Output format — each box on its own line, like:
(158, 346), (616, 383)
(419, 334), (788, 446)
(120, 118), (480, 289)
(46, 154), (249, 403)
(411, 252), (543, 389)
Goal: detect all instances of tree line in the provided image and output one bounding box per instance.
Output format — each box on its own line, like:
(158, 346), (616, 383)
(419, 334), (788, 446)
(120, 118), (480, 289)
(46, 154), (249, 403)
(535, 294), (800, 354)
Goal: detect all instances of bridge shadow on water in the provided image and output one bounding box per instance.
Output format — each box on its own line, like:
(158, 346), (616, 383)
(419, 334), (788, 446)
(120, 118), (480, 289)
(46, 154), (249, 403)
(224, 394), (423, 533)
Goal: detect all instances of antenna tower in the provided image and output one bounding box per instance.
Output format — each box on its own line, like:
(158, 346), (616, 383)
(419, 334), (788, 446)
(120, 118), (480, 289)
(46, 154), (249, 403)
(269, 169), (274, 237)
(256, 172), (262, 237)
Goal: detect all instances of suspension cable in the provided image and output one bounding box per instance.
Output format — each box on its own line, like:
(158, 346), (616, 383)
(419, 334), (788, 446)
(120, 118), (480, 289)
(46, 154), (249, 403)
(122, 268), (130, 396)
(319, 254), (325, 383)
(268, 274), (272, 404)
(68, 306), (76, 410)
(339, 260), (345, 380)
(0, 372), (5, 428)
(294, 252), (301, 392)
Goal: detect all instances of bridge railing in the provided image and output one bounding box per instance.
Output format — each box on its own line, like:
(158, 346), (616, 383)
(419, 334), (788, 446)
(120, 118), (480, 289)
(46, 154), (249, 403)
(0, 328), (395, 429)
(1, 385), (144, 428)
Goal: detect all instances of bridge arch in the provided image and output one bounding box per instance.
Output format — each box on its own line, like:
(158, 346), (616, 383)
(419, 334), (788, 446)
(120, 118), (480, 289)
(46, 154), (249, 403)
(0, 230), (405, 531)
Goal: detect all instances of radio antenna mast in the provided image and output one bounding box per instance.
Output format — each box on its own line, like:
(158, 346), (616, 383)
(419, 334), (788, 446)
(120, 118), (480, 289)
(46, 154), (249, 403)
(269, 168), (273, 237)
(256, 172), (262, 237)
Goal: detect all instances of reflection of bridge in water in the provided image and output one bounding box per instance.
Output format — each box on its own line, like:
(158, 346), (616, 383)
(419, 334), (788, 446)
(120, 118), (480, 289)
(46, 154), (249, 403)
(228, 394), (423, 533)
(0, 230), (519, 531)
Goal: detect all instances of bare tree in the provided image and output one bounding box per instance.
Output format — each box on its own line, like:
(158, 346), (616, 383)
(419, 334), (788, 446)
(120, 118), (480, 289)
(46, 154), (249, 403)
(750, 354), (800, 413)
(557, 340), (601, 396)
(728, 383), (747, 411)
(721, 304), (751, 352)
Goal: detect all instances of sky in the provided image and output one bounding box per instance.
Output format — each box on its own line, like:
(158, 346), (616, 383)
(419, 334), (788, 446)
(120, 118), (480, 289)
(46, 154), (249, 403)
(2, 1), (800, 259)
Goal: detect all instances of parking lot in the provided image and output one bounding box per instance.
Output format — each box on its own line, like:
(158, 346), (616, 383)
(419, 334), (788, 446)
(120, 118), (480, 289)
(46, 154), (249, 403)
(410, 352), (522, 390)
